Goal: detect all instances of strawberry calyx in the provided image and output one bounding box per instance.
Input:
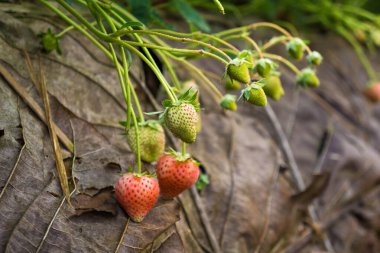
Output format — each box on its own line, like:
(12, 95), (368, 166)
(166, 147), (200, 165)
(220, 94), (237, 111)
(254, 58), (277, 77)
(125, 166), (157, 178)
(237, 50), (255, 66)
(145, 88), (200, 124)
(307, 51), (323, 66)
(239, 80), (265, 101)
(224, 57), (253, 77)
(286, 38), (306, 60)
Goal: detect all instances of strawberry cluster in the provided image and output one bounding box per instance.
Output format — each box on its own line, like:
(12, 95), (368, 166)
(221, 38), (323, 110)
(115, 38), (325, 223)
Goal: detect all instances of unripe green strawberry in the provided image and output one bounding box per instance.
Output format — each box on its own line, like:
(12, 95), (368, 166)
(307, 51), (323, 66)
(371, 30), (380, 46)
(220, 94), (237, 111)
(175, 84), (201, 133)
(243, 86), (267, 106)
(286, 38), (305, 60)
(263, 75), (285, 101)
(165, 103), (199, 143)
(255, 59), (275, 78)
(224, 77), (241, 90)
(297, 68), (320, 88)
(226, 61), (251, 84)
(126, 121), (165, 163)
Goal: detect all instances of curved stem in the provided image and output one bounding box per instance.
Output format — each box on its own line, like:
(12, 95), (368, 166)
(261, 36), (289, 51)
(130, 84), (144, 122)
(156, 50), (181, 89)
(263, 53), (301, 74)
(336, 25), (377, 82)
(111, 29), (232, 61)
(51, 0), (178, 102)
(244, 36), (263, 58)
(56, 25), (74, 38)
(152, 29), (239, 52)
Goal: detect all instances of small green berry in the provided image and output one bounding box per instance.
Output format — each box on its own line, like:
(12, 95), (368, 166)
(220, 94), (237, 111)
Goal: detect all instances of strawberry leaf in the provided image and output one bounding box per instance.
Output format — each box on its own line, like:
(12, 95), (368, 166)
(243, 89), (251, 100)
(195, 173), (209, 190)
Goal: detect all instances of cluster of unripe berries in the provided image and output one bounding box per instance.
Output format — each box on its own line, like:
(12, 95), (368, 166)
(220, 38), (323, 111)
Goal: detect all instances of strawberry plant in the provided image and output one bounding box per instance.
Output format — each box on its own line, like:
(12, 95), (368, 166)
(38, 0), (323, 222)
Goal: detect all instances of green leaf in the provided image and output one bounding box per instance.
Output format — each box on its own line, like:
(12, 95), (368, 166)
(171, 0), (211, 32)
(127, 0), (152, 24)
(196, 173), (209, 191)
(162, 99), (173, 108)
(119, 120), (129, 127)
(243, 89), (251, 100)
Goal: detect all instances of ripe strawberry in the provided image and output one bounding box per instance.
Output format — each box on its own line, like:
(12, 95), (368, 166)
(126, 121), (165, 163)
(286, 38), (305, 60)
(224, 77), (242, 90)
(263, 75), (285, 101)
(165, 103), (199, 143)
(226, 60), (251, 84)
(115, 174), (160, 222)
(363, 82), (380, 102)
(296, 68), (320, 88)
(156, 153), (200, 199)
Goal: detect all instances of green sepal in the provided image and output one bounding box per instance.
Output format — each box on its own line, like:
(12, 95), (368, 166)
(307, 51), (323, 66)
(38, 28), (62, 55)
(127, 165), (134, 173)
(220, 94), (237, 111)
(254, 59), (276, 77)
(296, 68), (320, 88)
(195, 173), (210, 191)
(286, 38), (306, 60)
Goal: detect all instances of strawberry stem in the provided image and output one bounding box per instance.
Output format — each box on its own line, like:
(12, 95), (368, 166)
(93, 8), (142, 174)
(182, 142), (187, 157)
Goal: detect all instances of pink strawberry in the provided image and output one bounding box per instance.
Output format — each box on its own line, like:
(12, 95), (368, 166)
(115, 174), (160, 222)
(156, 154), (200, 199)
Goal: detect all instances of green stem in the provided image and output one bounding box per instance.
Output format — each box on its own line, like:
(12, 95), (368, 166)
(152, 29), (239, 52)
(105, 8), (181, 94)
(56, 25), (75, 38)
(244, 36), (263, 58)
(263, 53), (300, 74)
(336, 26), (377, 82)
(182, 142), (187, 156)
(51, 0), (177, 102)
(111, 29), (231, 61)
(94, 9), (142, 174)
(39, 0), (112, 58)
(130, 85), (144, 122)
(156, 50), (181, 89)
